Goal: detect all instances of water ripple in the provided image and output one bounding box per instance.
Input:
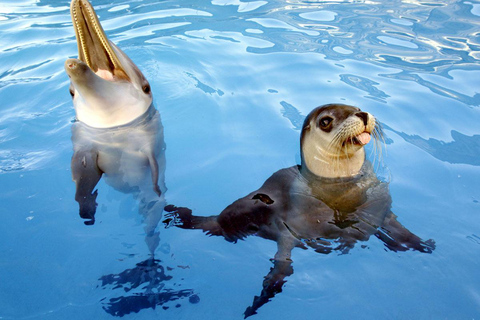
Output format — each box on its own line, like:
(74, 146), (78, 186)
(212, 0), (268, 13)
(0, 150), (54, 173)
(247, 17), (320, 36)
(339, 74), (390, 102)
(381, 71), (480, 106)
(101, 8), (213, 31)
(235, 0), (480, 81)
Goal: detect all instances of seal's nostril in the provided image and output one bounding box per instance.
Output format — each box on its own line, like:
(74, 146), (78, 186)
(355, 112), (368, 126)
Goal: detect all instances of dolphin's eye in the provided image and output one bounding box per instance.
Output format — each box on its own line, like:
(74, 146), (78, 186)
(319, 116), (333, 128)
(142, 84), (151, 94)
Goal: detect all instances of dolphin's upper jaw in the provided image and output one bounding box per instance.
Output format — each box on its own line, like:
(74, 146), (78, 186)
(70, 0), (129, 82)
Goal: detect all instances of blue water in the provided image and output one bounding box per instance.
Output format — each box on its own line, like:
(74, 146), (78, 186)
(1, 0), (480, 319)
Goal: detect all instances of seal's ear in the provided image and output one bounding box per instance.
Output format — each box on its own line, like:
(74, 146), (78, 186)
(304, 123), (311, 132)
(252, 193), (274, 205)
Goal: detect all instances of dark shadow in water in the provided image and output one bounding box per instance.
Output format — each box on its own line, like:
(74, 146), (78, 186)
(381, 71), (480, 107)
(280, 101), (304, 130)
(164, 161), (435, 318)
(99, 258), (198, 317)
(339, 74), (390, 103)
(385, 124), (480, 166)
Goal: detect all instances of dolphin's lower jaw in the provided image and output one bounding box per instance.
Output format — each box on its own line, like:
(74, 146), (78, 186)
(65, 58), (92, 79)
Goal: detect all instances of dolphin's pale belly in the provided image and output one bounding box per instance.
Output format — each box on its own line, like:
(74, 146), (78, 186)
(71, 108), (166, 197)
(99, 148), (153, 194)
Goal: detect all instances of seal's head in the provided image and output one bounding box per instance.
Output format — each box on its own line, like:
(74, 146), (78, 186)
(300, 104), (382, 178)
(65, 0), (152, 128)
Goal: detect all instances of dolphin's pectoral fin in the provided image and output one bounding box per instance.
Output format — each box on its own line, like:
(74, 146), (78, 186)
(147, 152), (161, 197)
(139, 197), (166, 255)
(376, 211), (435, 253)
(244, 259), (294, 319)
(71, 149), (103, 225)
(163, 205), (223, 236)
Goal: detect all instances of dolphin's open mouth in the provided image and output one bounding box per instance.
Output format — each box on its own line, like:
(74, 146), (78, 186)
(70, 0), (128, 81)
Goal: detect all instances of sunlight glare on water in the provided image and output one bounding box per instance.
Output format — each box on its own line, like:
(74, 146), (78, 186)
(0, 0), (479, 319)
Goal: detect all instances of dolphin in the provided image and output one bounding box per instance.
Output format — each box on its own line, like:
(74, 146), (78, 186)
(65, 0), (165, 255)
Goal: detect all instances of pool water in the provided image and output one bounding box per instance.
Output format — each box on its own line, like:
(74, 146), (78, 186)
(1, 0), (480, 319)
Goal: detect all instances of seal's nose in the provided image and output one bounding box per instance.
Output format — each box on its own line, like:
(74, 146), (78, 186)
(355, 112), (368, 126)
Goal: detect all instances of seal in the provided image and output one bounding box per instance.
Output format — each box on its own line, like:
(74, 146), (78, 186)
(164, 104), (435, 318)
(66, 0), (165, 253)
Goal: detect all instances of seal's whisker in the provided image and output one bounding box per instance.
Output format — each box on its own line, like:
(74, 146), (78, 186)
(377, 129), (384, 165)
(377, 124), (386, 159)
(346, 138), (354, 172)
(370, 129), (379, 169)
(371, 123), (386, 171)
(328, 131), (342, 153)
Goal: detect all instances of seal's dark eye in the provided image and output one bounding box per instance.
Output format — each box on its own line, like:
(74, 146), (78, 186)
(319, 116), (333, 127)
(142, 84), (151, 94)
(69, 89), (75, 98)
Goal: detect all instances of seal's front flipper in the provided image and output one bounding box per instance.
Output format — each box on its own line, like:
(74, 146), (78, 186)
(243, 238), (295, 318)
(243, 259), (294, 318)
(71, 149), (102, 224)
(376, 212), (435, 253)
(163, 205), (223, 236)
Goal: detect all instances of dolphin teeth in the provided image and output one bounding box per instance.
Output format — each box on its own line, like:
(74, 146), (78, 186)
(70, 0), (127, 79)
